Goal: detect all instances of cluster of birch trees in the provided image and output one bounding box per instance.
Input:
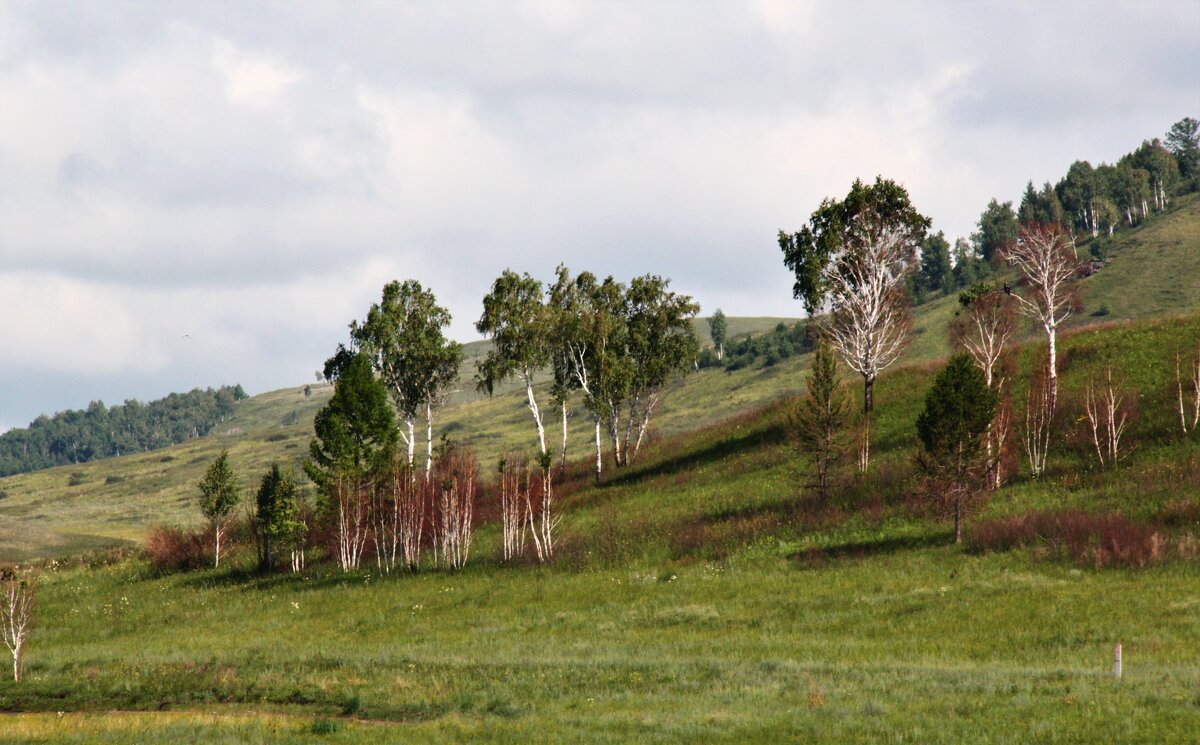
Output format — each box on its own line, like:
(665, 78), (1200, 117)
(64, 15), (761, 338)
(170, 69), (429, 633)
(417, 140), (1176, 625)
(475, 266), (700, 483)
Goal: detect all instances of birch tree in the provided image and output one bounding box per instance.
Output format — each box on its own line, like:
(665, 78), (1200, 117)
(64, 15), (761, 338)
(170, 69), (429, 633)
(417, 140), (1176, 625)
(1001, 223), (1079, 412)
(554, 270), (630, 482)
(197, 450), (240, 569)
(348, 280), (463, 477)
(0, 568), (34, 682)
(618, 275), (699, 466)
(779, 176), (929, 422)
(476, 270), (553, 456)
(708, 309), (728, 361)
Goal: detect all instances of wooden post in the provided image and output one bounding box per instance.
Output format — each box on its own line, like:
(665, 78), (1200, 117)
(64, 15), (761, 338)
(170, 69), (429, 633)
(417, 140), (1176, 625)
(1113, 643), (1122, 678)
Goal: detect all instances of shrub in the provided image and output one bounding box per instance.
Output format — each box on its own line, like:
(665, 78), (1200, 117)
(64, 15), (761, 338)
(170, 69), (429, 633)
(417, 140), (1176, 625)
(67, 472), (87, 487)
(967, 510), (1168, 569)
(104, 475), (126, 485)
(145, 526), (211, 572)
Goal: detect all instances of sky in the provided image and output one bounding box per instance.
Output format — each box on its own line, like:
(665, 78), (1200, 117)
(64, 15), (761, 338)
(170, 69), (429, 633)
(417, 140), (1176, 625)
(0, 0), (1197, 431)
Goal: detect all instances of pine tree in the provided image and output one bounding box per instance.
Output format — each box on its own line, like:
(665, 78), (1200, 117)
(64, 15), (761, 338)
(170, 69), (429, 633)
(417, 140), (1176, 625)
(793, 339), (851, 500)
(916, 356), (998, 543)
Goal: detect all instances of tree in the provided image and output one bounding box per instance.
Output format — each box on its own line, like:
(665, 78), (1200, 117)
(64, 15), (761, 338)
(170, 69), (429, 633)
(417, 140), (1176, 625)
(476, 271), (553, 456)
(708, 309), (728, 361)
(555, 271), (631, 482)
(1131, 139), (1180, 212)
(618, 275), (699, 465)
(0, 567), (34, 682)
(971, 199), (1019, 264)
(1057, 160), (1099, 236)
(780, 177), (928, 470)
(919, 231), (952, 294)
(951, 237), (991, 290)
(1018, 181), (1065, 228)
(253, 464), (302, 572)
(951, 284), (1017, 488)
(916, 355), (998, 543)
(792, 338), (851, 500)
(1002, 223), (1078, 411)
(305, 353), (398, 572)
(198, 450), (240, 569)
(1165, 117), (1199, 183)
(347, 280), (463, 477)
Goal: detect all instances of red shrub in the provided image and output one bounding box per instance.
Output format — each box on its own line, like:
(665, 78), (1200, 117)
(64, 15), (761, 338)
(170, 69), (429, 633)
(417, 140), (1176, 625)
(967, 510), (1166, 569)
(145, 526), (211, 572)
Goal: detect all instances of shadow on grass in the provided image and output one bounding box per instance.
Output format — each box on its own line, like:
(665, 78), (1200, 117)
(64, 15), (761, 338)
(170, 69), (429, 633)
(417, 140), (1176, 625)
(791, 530), (953, 567)
(601, 418), (790, 490)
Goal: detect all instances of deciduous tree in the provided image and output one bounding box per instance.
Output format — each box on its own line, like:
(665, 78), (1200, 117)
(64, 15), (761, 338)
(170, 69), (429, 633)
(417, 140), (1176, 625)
(198, 450), (240, 569)
(708, 309), (728, 361)
(780, 177), (928, 470)
(1001, 224), (1079, 411)
(347, 280), (463, 477)
(476, 271), (553, 457)
(0, 567), (34, 682)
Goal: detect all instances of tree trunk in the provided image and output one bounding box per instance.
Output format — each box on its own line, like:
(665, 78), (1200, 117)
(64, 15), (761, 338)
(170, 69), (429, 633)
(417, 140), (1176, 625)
(425, 401), (434, 479)
(213, 522), (221, 569)
(524, 375), (547, 456)
(594, 417), (603, 484)
(954, 486), (962, 544)
(863, 376), (874, 414)
(559, 399), (568, 473)
(1047, 324), (1058, 413)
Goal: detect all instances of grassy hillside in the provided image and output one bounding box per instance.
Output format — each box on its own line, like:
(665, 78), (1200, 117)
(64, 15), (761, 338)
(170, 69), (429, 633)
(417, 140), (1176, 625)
(0, 319), (796, 562)
(4, 187), (1198, 563)
(2, 313), (1199, 742)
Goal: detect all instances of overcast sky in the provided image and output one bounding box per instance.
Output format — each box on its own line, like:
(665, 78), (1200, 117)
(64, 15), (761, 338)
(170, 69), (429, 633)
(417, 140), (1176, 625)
(0, 0), (1197, 430)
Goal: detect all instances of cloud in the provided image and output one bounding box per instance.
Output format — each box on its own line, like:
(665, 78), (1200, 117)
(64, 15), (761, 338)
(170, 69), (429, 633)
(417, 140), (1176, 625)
(0, 0), (1195, 427)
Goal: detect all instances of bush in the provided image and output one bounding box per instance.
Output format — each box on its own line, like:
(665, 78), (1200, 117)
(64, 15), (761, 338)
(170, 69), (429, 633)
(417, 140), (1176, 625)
(105, 475), (126, 485)
(145, 526), (211, 572)
(967, 510), (1168, 569)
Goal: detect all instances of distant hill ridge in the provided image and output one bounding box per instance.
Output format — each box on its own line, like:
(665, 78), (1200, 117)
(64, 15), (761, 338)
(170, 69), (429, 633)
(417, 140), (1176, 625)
(0, 385), (248, 478)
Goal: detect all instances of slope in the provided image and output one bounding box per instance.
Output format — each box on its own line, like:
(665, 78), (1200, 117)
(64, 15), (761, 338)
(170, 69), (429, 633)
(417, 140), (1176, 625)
(3, 312), (1199, 743)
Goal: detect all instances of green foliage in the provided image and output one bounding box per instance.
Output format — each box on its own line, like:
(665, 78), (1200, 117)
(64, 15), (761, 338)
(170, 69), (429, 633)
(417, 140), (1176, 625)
(305, 354), (398, 490)
(779, 176), (931, 313)
(707, 309), (727, 358)
(348, 279), (463, 427)
(197, 450), (240, 524)
(253, 464), (302, 571)
(0, 385), (244, 477)
(707, 321), (814, 371)
(475, 270), (551, 396)
(971, 199), (1018, 264)
(1166, 116), (1199, 183)
(1017, 180), (1064, 227)
(916, 356), (997, 463)
(951, 238), (993, 290)
(919, 230), (952, 295)
(624, 274), (701, 397)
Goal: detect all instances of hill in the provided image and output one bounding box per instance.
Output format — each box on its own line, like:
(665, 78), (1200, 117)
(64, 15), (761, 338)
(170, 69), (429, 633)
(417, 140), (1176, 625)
(3, 187), (1198, 562)
(0, 318), (796, 562)
(2, 312), (1199, 742)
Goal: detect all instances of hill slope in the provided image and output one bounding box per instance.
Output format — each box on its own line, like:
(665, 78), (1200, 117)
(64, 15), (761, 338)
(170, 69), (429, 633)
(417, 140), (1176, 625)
(3, 312), (1199, 742)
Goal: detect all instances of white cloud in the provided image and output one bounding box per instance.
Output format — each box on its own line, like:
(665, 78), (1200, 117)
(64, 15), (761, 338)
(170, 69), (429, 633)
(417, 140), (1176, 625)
(211, 37), (300, 105)
(0, 0), (1194, 426)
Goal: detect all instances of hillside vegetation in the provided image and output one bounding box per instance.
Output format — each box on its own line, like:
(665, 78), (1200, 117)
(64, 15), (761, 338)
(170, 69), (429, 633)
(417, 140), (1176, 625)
(1, 195), (1198, 562)
(2, 311), (1199, 742)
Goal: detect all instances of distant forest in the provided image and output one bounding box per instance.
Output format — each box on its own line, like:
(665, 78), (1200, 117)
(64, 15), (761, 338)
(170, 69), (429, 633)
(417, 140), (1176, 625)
(0, 385), (247, 477)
